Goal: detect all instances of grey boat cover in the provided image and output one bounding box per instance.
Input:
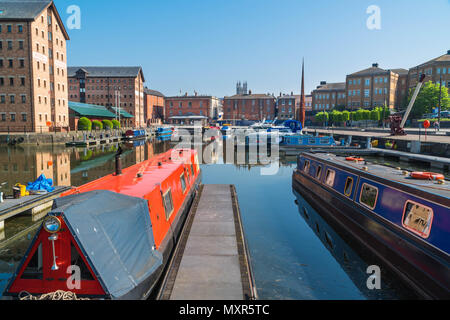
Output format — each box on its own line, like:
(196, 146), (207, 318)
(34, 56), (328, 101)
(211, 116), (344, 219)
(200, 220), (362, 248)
(52, 190), (163, 299)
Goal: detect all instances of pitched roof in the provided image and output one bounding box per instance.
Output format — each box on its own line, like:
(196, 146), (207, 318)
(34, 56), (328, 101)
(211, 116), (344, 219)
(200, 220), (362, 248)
(69, 101), (117, 118)
(391, 68), (409, 76)
(68, 66), (145, 82)
(348, 66), (389, 77)
(313, 82), (346, 92)
(110, 107), (134, 118)
(0, 0), (69, 39)
(411, 51), (450, 69)
(144, 88), (165, 97)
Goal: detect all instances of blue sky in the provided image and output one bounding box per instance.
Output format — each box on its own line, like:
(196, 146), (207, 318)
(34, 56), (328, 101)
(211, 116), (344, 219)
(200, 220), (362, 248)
(54, 0), (450, 97)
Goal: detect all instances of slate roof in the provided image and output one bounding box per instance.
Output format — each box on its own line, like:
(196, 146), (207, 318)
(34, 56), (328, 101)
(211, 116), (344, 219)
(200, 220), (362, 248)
(144, 88), (165, 97)
(411, 51), (450, 69)
(0, 0), (50, 20)
(110, 107), (134, 118)
(0, 0), (69, 39)
(224, 94), (275, 100)
(68, 67), (145, 82)
(313, 82), (346, 92)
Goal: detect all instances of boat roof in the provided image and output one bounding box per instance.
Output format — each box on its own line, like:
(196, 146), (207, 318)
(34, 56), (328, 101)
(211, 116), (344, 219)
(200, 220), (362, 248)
(52, 190), (162, 299)
(67, 149), (195, 198)
(303, 153), (450, 200)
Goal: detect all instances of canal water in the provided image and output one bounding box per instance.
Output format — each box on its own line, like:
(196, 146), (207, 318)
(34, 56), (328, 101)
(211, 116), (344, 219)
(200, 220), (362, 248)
(0, 139), (446, 299)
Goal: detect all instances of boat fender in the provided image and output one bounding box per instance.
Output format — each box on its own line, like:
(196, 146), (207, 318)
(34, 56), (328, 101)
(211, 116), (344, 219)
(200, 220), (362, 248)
(346, 157), (365, 162)
(410, 172), (445, 181)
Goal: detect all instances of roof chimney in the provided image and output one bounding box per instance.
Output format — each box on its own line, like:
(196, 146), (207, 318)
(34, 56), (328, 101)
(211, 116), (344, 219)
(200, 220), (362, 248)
(372, 63), (379, 68)
(447, 50), (450, 55)
(320, 81), (327, 85)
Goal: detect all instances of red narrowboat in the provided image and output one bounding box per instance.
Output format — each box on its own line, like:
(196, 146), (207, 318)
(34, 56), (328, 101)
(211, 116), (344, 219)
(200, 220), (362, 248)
(4, 149), (201, 300)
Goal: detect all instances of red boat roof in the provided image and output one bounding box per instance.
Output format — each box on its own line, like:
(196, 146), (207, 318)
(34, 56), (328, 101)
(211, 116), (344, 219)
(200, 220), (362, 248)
(63, 149), (197, 199)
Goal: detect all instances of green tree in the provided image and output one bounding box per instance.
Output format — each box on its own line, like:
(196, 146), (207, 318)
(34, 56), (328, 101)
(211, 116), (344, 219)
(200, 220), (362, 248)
(92, 120), (103, 130)
(112, 119), (121, 129)
(315, 112), (329, 125)
(370, 109), (380, 121)
(78, 117), (92, 131)
(406, 81), (450, 119)
(102, 119), (113, 130)
(342, 110), (350, 122)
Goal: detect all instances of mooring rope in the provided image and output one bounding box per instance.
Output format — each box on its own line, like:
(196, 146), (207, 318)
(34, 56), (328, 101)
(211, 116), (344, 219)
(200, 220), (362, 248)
(19, 290), (90, 301)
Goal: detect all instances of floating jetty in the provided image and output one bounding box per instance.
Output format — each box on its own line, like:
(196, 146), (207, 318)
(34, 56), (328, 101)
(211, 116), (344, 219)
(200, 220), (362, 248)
(0, 186), (71, 231)
(157, 184), (257, 300)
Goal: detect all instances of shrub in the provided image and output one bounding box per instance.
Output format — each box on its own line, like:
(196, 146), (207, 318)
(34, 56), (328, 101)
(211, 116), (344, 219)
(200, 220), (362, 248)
(112, 119), (121, 129)
(92, 120), (103, 130)
(78, 117), (92, 131)
(102, 119), (113, 130)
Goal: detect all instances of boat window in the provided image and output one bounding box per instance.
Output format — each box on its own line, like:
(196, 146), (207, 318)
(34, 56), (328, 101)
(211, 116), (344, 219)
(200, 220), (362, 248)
(309, 138), (316, 144)
(320, 138), (330, 145)
(316, 166), (322, 180)
(185, 167), (190, 181)
(180, 173), (187, 193)
(71, 242), (94, 281)
(302, 208), (309, 220)
(21, 243), (43, 280)
(344, 177), (354, 197)
(163, 189), (174, 220)
(402, 201), (433, 238)
(325, 169), (335, 187)
(360, 183), (378, 210)
(303, 160), (310, 173)
(191, 164), (194, 176)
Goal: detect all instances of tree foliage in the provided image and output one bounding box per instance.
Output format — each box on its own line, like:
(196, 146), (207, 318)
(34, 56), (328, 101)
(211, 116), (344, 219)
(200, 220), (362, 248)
(78, 117), (92, 131)
(112, 119), (121, 129)
(92, 120), (103, 130)
(102, 119), (113, 129)
(407, 81), (450, 119)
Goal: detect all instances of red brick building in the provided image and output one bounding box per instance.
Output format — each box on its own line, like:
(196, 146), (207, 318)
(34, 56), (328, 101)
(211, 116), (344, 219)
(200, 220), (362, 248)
(165, 94), (220, 122)
(0, 0), (70, 132)
(312, 82), (346, 112)
(144, 88), (165, 125)
(68, 66), (145, 128)
(223, 93), (276, 121)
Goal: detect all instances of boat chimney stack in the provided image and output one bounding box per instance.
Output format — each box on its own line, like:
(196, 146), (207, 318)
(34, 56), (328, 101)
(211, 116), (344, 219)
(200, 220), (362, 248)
(115, 146), (123, 176)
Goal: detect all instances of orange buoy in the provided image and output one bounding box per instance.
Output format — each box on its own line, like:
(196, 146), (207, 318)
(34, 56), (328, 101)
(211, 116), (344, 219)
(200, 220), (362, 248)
(411, 172), (445, 181)
(346, 157), (365, 162)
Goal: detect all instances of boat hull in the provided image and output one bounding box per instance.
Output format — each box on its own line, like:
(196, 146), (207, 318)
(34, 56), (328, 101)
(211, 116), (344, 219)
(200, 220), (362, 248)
(293, 170), (450, 299)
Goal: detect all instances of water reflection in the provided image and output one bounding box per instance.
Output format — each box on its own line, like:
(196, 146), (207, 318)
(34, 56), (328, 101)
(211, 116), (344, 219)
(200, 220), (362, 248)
(0, 139), (435, 299)
(293, 190), (418, 300)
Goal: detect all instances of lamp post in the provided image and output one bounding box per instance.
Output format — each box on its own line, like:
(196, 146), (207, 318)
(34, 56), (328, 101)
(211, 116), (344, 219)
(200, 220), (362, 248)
(438, 72), (442, 124)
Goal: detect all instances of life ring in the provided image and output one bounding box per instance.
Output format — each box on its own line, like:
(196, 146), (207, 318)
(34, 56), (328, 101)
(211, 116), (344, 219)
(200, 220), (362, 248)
(346, 157), (365, 162)
(410, 172), (445, 181)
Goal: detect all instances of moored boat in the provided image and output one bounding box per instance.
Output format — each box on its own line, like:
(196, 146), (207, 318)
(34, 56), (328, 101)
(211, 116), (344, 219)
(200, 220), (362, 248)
(124, 129), (147, 141)
(4, 149), (201, 300)
(292, 152), (450, 299)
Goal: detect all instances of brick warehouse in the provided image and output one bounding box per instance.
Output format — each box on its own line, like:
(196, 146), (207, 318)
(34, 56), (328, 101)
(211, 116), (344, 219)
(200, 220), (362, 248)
(68, 66), (145, 128)
(222, 93), (276, 121)
(346, 63), (408, 110)
(144, 88), (165, 125)
(311, 82), (346, 112)
(408, 50), (450, 92)
(165, 94), (220, 122)
(0, 0), (70, 133)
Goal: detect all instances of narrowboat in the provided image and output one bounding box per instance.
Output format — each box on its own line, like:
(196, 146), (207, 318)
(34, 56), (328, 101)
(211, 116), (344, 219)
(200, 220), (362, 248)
(156, 127), (173, 141)
(281, 135), (337, 148)
(3, 149), (201, 300)
(292, 153), (449, 299)
(124, 129), (147, 141)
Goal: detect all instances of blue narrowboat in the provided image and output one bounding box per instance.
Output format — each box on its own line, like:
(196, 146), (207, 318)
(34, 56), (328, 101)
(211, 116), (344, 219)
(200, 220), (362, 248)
(124, 129), (147, 141)
(292, 153), (449, 299)
(156, 127), (173, 141)
(281, 135), (337, 148)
